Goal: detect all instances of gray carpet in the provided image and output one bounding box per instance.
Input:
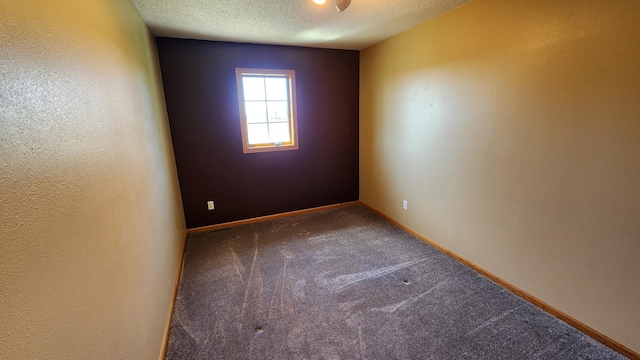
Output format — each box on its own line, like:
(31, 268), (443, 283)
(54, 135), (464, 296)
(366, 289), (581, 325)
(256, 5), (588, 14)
(165, 205), (626, 359)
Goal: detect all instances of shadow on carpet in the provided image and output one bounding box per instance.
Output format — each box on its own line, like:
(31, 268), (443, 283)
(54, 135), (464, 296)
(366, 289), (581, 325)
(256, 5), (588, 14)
(165, 205), (626, 359)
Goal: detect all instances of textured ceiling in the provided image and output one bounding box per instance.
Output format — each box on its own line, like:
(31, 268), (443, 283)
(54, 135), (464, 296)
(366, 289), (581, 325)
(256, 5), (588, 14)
(131, 0), (473, 50)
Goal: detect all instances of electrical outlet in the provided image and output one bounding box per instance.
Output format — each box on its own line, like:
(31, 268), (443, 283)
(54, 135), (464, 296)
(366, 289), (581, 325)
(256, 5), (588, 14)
(207, 201), (215, 210)
(402, 200), (408, 210)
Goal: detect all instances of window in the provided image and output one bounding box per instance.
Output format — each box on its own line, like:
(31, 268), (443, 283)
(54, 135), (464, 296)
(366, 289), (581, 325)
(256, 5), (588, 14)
(235, 68), (299, 153)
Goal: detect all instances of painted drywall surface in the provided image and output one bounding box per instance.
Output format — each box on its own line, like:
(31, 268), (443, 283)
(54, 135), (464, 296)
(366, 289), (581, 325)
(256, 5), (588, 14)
(157, 39), (359, 229)
(360, 0), (640, 352)
(0, 1), (185, 359)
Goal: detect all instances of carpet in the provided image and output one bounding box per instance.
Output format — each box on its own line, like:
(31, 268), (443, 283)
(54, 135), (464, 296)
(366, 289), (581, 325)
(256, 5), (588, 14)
(165, 205), (626, 359)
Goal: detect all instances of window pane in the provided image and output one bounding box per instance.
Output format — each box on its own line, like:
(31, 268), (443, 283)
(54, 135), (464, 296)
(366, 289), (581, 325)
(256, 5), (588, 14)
(247, 124), (269, 144)
(245, 101), (267, 124)
(265, 77), (288, 101)
(236, 68), (298, 153)
(267, 101), (289, 123)
(269, 123), (291, 143)
(242, 77), (265, 100)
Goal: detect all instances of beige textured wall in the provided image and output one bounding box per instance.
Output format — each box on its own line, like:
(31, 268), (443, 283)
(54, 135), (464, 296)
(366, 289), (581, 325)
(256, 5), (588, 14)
(361, 0), (640, 353)
(0, 1), (185, 359)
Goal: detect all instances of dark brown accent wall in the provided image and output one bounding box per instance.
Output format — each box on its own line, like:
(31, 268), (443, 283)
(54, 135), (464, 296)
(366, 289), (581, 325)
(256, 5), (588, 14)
(156, 38), (359, 229)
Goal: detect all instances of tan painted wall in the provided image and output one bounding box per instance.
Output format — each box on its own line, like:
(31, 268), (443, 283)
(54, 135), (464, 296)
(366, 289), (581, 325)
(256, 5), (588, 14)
(0, 1), (185, 359)
(361, 0), (640, 353)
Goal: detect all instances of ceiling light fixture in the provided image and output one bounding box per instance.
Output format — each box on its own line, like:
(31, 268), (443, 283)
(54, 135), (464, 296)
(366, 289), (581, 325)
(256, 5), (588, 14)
(334, 0), (351, 11)
(311, 0), (351, 12)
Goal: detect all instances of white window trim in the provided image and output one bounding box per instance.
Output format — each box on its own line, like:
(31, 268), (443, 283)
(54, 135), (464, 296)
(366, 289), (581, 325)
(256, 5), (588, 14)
(235, 68), (299, 154)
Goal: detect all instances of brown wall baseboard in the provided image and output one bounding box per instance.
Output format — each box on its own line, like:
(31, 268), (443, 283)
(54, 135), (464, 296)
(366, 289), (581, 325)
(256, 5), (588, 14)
(158, 231), (188, 360)
(359, 201), (639, 360)
(187, 201), (361, 234)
